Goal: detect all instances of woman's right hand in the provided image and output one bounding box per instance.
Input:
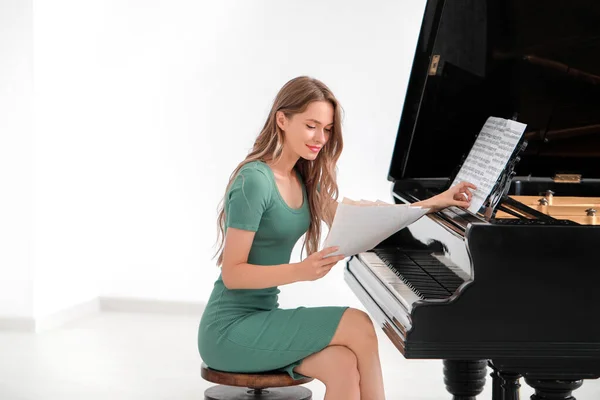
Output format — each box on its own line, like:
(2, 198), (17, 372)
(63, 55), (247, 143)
(295, 246), (346, 282)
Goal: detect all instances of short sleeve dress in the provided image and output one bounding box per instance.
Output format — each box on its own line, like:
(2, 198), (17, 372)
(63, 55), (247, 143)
(197, 160), (348, 379)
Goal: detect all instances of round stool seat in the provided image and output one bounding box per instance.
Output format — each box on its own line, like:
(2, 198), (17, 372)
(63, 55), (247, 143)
(201, 363), (313, 400)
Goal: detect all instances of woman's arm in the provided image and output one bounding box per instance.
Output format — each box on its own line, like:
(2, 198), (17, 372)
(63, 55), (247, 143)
(320, 182), (476, 227)
(413, 181), (477, 213)
(221, 228), (299, 289)
(221, 227), (344, 289)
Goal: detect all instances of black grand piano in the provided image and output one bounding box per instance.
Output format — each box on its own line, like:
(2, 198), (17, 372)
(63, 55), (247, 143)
(344, 1), (600, 399)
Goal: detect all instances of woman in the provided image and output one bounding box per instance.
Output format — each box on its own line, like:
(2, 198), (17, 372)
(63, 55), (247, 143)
(198, 76), (475, 400)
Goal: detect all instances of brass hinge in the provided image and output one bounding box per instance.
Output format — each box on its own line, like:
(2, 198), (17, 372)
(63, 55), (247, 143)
(428, 55), (440, 76)
(553, 174), (581, 183)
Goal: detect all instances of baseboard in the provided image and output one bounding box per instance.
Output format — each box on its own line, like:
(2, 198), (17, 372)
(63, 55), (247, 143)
(99, 296), (205, 316)
(0, 317), (36, 332)
(35, 297), (101, 333)
(0, 297), (100, 333)
(0, 297), (205, 332)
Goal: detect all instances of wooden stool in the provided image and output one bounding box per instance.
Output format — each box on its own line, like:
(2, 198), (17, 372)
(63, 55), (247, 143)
(201, 363), (313, 400)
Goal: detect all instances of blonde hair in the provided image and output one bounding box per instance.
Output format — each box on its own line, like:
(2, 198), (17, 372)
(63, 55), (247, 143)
(213, 76), (344, 266)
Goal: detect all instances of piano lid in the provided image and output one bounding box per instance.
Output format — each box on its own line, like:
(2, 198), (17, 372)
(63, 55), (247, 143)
(389, 0), (600, 182)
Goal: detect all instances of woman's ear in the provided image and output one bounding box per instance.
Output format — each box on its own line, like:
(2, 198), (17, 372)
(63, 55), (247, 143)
(276, 111), (287, 131)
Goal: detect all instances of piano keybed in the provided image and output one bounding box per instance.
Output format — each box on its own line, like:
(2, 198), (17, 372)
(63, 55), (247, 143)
(354, 249), (468, 313)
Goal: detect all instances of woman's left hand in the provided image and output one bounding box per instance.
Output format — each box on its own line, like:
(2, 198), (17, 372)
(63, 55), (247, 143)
(418, 181), (477, 212)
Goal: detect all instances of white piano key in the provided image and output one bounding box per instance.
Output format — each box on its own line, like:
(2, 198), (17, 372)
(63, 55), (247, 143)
(346, 257), (413, 329)
(358, 252), (423, 308)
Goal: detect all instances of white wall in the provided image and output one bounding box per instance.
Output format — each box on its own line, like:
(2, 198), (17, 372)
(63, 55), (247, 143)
(0, 0), (34, 318)
(1, 0), (428, 320)
(32, 1), (108, 318)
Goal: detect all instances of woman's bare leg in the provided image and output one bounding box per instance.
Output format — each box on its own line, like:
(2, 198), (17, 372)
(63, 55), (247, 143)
(293, 345), (360, 400)
(330, 308), (385, 400)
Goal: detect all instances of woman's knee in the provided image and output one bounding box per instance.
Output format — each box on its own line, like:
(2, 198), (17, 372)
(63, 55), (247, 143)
(353, 308), (377, 334)
(295, 345), (359, 387)
(331, 308), (378, 349)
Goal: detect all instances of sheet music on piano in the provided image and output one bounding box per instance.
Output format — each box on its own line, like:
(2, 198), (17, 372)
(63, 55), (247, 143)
(450, 116), (527, 214)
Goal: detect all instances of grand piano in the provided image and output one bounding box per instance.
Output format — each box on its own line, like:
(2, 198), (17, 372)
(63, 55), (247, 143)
(344, 1), (600, 399)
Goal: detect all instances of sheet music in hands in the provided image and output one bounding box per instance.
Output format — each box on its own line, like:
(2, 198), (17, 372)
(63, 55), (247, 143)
(450, 116), (527, 214)
(322, 198), (429, 257)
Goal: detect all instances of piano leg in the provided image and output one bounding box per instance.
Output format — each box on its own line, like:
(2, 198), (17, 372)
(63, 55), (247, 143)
(443, 360), (487, 400)
(524, 378), (584, 400)
(500, 371), (522, 400)
(489, 361), (522, 400)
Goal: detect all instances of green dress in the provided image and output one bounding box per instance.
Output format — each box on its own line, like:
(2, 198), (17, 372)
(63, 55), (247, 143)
(197, 160), (348, 379)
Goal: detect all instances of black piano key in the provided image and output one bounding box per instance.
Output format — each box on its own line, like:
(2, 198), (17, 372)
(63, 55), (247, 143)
(437, 277), (463, 286)
(373, 248), (464, 297)
(389, 270), (450, 295)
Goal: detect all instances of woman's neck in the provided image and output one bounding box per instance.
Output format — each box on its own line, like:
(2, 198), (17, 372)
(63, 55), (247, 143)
(267, 146), (299, 178)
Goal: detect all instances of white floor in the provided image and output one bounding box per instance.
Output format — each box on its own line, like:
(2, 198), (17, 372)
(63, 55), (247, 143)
(1, 311), (599, 400)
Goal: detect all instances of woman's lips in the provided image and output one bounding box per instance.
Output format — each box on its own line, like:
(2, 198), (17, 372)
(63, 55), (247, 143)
(306, 145), (321, 153)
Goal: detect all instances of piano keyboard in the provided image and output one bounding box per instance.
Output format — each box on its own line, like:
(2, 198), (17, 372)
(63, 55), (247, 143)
(358, 251), (423, 306)
(357, 249), (467, 310)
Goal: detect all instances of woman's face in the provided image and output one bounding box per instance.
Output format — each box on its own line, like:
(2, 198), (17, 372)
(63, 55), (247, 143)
(277, 100), (334, 161)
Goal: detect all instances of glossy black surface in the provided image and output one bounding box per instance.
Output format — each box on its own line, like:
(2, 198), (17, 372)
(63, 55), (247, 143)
(389, 0), (600, 181)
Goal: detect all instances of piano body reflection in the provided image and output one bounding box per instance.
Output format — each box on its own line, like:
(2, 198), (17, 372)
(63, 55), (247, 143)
(344, 0), (600, 399)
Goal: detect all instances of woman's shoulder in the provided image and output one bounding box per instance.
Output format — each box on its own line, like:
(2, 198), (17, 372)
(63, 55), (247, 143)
(237, 160), (271, 181)
(231, 160), (272, 193)
(239, 159), (268, 173)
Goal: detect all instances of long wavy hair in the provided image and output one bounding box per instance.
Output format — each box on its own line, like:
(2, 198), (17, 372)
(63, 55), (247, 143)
(213, 76), (344, 266)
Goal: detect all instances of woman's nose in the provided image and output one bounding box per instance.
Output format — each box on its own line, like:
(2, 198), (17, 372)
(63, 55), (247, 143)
(316, 128), (326, 143)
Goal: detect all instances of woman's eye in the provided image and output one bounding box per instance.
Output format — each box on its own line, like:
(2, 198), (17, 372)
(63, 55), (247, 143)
(306, 125), (316, 129)
(325, 128), (332, 134)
